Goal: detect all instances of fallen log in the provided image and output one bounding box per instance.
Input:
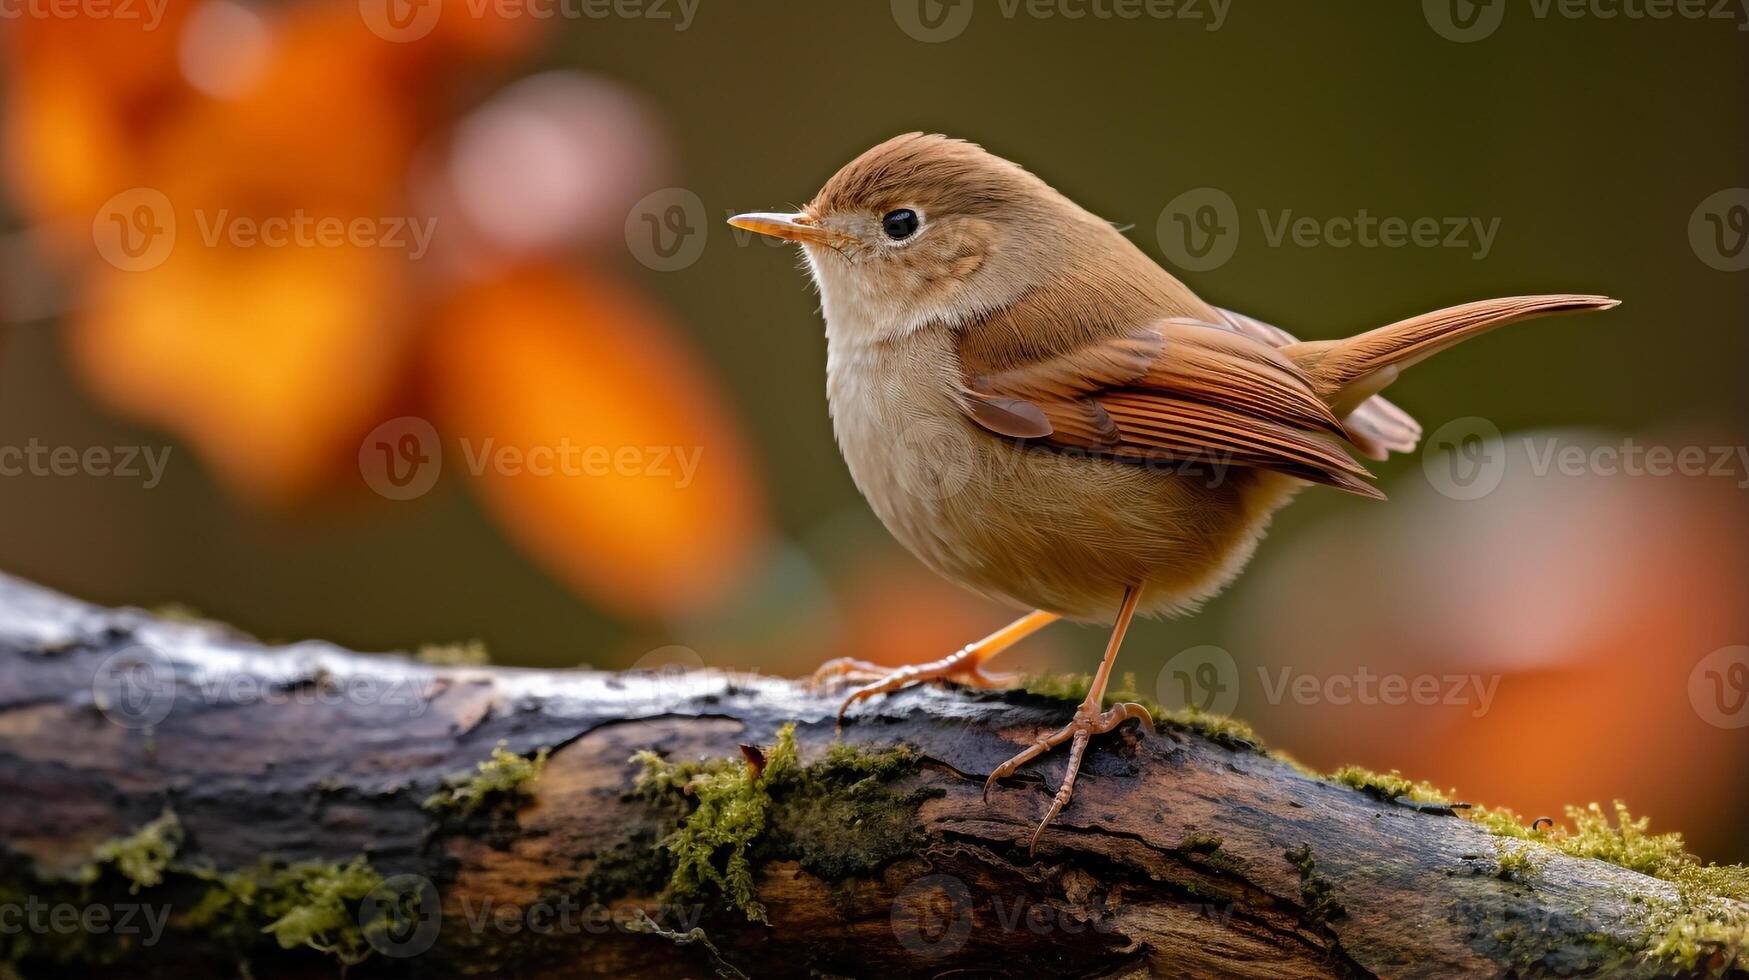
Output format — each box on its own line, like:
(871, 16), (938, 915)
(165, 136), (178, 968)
(0, 572), (1741, 978)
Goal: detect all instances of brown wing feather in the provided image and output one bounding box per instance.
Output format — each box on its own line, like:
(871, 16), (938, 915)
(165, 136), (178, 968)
(1215, 306), (1423, 460)
(959, 318), (1381, 498)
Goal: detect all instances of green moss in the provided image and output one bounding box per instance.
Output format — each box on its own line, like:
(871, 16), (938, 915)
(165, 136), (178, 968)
(413, 640), (491, 666)
(255, 859), (386, 964)
(633, 723), (798, 922)
(4, 808), (393, 972)
(1492, 839), (1548, 883)
(150, 603), (209, 624)
(424, 741), (549, 814)
(1553, 802), (1688, 878)
(1178, 833), (1246, 876)
(576, 830), (676, 906)
(1645, 901), (1749, 974)
(759, 739), (939, 882)
(1330, 765), (1453, 806)
(1284, 843), (1345, 929)
(631, 725), (938, 923)
(166, 857), (390, 966)
(1018, 672), (1262, 751)
(1456, 801), (1747, 971)
(82, 810), (182, 892)
(1179, 833), (1224, 853)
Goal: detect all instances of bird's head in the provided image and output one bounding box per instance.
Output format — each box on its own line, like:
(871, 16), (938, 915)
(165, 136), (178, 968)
(730, 133), (1093, 344)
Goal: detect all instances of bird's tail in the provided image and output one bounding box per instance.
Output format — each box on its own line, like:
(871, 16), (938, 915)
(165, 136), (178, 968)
(1282, 294), (1621, 426)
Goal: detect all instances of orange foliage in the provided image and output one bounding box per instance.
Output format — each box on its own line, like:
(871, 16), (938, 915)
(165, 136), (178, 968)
(2, 1), (768, 618)
(429, 263), (763, 616)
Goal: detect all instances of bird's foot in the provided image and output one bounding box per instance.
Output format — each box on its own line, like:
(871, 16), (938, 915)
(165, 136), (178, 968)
(809, 647), (1018, 725)
(982, 699), (1154, 855)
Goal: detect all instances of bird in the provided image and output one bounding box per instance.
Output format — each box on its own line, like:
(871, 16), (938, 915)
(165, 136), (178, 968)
(728, 133), (1619, 853)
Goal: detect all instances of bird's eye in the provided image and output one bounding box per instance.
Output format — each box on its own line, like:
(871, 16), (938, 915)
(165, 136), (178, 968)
(881, 208), (920, 240)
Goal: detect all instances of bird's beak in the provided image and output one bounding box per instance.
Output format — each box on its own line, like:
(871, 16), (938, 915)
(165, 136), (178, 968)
(726, 211), (853, 247)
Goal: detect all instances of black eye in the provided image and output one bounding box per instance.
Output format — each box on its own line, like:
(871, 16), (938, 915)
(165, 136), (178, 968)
(881, 208), (920, 240)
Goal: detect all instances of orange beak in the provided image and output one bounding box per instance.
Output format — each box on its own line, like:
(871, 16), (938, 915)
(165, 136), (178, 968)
(726, 211), (854, 247)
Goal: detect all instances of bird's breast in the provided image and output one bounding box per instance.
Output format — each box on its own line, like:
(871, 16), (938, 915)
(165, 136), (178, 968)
(825, 329), (983, 569)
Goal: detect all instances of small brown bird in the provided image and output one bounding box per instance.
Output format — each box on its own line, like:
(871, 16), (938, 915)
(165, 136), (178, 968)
(730, 133), (1617, 852)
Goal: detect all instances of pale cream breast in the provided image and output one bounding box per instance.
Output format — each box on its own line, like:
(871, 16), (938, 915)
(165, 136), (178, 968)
(824, 322), (1304, 623)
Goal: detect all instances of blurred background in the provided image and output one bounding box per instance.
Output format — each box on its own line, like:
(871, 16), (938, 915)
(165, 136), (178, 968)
(1, 2), (1745, 860)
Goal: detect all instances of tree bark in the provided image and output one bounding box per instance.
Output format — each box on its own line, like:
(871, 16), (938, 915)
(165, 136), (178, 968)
(0, 571), (1733, 979)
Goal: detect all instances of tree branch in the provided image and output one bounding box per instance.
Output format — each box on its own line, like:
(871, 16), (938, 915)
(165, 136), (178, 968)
(0, 572), (1737, 978)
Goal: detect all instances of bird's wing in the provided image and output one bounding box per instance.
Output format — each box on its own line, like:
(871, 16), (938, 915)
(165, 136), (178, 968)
(957, 317), (1384, 499)
(1212, 307), (1422, 460)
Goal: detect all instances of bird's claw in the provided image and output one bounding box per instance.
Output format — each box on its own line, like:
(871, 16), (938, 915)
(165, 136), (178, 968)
(980, 701), (1154, 854)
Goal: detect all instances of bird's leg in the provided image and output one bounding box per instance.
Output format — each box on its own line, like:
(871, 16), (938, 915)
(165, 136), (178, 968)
(811, 610), (1060, 724)
(982, 586), (1150, 855)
